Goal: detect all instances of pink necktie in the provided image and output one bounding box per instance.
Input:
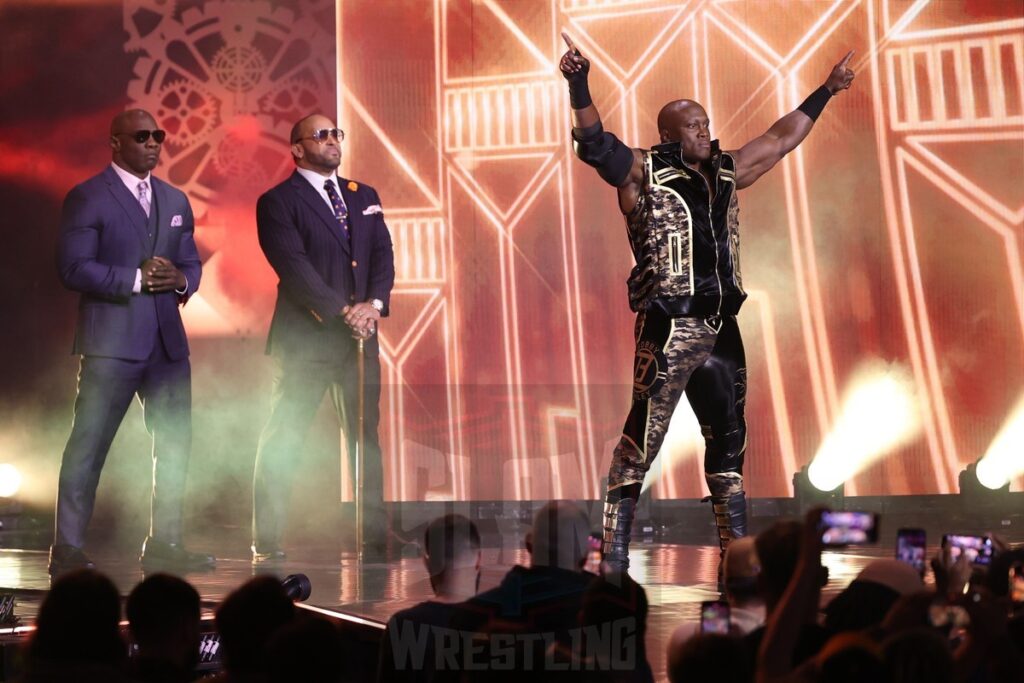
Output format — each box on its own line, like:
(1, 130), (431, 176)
(137, 181), (151, 217)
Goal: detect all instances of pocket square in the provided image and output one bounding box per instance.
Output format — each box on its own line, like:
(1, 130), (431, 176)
(170, 214), (183, 227)
(362, 205), (383, 216)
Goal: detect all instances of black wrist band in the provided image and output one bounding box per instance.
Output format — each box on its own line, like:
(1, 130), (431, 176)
(568, 77), (592, 110)
(797, 85), (832, 122)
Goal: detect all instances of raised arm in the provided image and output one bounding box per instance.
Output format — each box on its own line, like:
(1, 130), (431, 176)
(733, 51), (856, 190)
(560, 33), (644, 215)
(756, 508), (826, 683)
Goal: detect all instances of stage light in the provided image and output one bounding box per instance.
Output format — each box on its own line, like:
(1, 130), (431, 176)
(974, 396), (1024, 490)
(793, 464), (843, 511)
(807, 363), (921, 492)
(0, 465), (22, 498)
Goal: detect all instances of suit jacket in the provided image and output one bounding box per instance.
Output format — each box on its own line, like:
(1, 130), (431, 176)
(56, 165), (201, 362)
(257, 170), (395, 362)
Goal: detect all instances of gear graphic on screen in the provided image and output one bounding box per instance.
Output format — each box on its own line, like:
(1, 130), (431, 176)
(123, 0), (334, 214)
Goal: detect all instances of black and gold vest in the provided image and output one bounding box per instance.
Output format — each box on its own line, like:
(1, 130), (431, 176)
(625, 141), (746, 317)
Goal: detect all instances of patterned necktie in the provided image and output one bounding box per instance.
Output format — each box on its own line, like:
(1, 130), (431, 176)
(137, 180), (151, 217)
(323, 179), (349, 237)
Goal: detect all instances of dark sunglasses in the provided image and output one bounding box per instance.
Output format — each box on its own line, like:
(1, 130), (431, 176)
(116, 129), (166, 144)
(293, 128), (344, 144)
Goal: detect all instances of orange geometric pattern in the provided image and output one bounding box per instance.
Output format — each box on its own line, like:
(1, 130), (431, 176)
(123, 0), (1022, 501)
(333, 0), (1021, 501)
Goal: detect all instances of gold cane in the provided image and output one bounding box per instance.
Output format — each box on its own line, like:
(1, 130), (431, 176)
(355, 336), (366, 561)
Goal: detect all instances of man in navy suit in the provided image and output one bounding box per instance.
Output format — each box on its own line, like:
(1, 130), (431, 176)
(52, 109), (214, 575)
(252, 113), (395, 563)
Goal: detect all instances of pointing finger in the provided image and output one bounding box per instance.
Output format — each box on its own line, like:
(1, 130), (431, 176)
(561, 31), (580, 55)
(839, 49), (854, 68)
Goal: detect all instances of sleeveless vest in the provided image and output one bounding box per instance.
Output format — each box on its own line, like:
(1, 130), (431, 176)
(625, 141), (746, 317)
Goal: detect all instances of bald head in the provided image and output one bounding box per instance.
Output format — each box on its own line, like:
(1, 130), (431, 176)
(657, 99), (704, 135)
(527, 501), (590, 571)
(109, 109), (162, 178)
(656, 99), (712, 165)
(110, 109), (155, 136)
(288, 113), (342, 175)
(423, 514), (481, 578)
(289, 114), (320, 145)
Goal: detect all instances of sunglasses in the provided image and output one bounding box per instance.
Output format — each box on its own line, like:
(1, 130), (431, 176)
(116, 129), (167, 144)
(293, 128), (345, 144)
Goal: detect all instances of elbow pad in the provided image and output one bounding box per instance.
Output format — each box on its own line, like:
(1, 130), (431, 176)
(571, 122), (634, 187)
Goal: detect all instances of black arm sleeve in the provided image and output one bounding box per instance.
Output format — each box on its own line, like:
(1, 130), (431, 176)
(571, 122), (634, 187)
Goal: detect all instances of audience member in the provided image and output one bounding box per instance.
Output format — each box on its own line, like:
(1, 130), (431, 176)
(378, 513), (482, 682)
(823, 559), (923, 636)
(881, 627), (954, 683)
(127, 573), (202, 683)
(266, 614), (344, 683)
(754, 508), (827, 683)
(667, 633), (751, 683)
(577, 572), (653, 682)
(668, 535), (764, 652)
(211, 575), (296, 682)
(447, 501), (597, 677)
(813, 631), (885, 682)
(22, 569), (129, 683)
(743, 520), (827, 671)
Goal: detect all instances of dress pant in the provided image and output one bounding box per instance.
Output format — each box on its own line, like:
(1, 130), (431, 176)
(252, 335), (384, 550)
(55, 339), (192, 549)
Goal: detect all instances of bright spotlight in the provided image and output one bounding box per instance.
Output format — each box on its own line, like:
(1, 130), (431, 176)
(0, 464), (22, 498)
(807, 363), (922, 492)
(975, 395), (1024, 490)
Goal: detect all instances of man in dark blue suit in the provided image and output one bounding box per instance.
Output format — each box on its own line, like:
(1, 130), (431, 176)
(52, 109), (214, 575)
(252, 113), (395, 563)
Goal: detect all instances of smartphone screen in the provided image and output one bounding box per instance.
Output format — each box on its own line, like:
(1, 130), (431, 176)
(943, 534), (994, 566)
(1010, 562), (1024, 603)
(585, 533), (602, 574)
(700, 600), (731, 635)
(820, 511), (879, 546)
(895, 528), (927, 575)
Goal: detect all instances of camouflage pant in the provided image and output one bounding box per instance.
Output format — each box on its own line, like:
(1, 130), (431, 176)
(607, 310), (748, 499)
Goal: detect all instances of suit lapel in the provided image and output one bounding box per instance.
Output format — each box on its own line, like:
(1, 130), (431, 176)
(290, 172), (350, 257)
(151, 177), (170, 255)
(103, 166), (151, 250)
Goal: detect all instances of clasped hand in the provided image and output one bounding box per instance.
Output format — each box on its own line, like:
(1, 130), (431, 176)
(342, 302), (380, 340)
(140, 256), (185, 293)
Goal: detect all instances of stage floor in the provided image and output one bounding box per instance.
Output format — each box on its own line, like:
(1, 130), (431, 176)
(0, 542), (906, 681)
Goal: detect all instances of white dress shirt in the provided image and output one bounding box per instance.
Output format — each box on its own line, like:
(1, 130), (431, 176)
(295, 166), (347, 214)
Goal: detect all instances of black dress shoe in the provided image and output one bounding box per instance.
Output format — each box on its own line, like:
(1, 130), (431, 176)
(48, 544), (95, 576)
(251, 545), (287, 564)
(360, 540), (390, 564)
(140, 536), (215, 571)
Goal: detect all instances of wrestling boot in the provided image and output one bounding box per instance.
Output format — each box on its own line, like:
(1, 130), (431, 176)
(602, 494), (637, 573)
(710, 490), (748, 592)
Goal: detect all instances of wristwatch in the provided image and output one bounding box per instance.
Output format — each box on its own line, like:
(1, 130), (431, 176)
(370, 299), (384, 312)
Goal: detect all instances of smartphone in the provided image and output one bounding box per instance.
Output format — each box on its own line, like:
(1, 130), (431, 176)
(585, 532), (602, 574)
(1008, 562), (1024, 603)
(700, 600), (731, 635)
(942, 534), (994, 566)
(895, 528), (927, 576)
(820, 510), (879, 546)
